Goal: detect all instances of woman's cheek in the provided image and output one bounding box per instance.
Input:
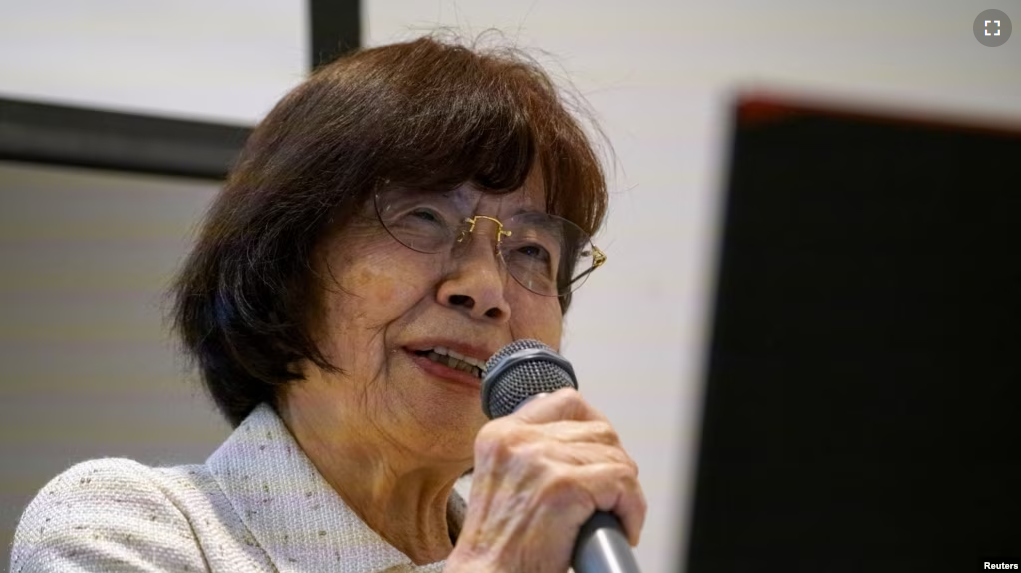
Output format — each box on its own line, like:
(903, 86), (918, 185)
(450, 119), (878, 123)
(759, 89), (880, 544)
(512, 297), (563, 346)
(350, 252), (436, 304)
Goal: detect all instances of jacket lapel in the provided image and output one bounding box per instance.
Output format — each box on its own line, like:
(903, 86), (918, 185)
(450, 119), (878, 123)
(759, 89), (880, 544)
(207, 404), (450, 572)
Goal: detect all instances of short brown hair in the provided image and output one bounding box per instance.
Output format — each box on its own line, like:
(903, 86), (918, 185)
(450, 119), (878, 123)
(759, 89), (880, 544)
(171, 36), (609, 426)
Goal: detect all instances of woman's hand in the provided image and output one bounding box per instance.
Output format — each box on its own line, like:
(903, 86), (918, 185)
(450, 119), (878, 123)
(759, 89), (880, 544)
(446, 388), (646, 573)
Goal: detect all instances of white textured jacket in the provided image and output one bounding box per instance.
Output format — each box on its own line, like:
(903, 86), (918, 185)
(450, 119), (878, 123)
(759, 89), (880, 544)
(10, 404), (466, 573)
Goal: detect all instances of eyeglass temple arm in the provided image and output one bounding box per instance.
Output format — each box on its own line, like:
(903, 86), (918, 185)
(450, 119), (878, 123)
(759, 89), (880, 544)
(566, 246), (607, 287)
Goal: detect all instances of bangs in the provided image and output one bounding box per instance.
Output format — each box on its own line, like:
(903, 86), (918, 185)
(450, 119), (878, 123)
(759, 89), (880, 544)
(354, 40), (606, 234)
(380, 73), (536, 196)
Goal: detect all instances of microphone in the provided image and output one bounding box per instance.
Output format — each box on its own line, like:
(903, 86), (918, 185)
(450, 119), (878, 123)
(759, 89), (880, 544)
(481, 339), (642, 573)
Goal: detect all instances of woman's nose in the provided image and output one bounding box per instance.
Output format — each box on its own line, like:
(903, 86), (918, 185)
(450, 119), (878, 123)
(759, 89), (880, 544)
(435, 222), (512, 322)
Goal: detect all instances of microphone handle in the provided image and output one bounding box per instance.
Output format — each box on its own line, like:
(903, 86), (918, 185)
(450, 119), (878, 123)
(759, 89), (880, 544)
(572, 511), (642, 573)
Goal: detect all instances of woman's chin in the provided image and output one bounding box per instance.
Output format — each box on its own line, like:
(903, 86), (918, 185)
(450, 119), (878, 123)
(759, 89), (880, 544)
(404, 407), (485, 463)
(386, 357), (489, 462)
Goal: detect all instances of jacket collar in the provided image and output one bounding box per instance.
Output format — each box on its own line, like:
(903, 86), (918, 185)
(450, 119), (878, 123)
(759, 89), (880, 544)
(206, 403), (464, 572)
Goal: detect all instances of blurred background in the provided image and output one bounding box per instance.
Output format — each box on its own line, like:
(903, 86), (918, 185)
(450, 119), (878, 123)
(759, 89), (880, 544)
(2, 1), (1020, 571)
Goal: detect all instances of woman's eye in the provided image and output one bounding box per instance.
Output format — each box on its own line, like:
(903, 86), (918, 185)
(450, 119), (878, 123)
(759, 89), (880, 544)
(409, 209), (442, 223)
(517, 244), (550, 261)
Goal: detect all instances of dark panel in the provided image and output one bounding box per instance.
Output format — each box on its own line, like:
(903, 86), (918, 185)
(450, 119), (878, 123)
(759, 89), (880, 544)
(0, 97), (251, 180)
(686, 99), (1021, 572)
(310, 0), (361, 69)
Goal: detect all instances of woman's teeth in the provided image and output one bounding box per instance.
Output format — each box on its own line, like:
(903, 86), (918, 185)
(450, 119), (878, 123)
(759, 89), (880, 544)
(419, 346), (485, 378)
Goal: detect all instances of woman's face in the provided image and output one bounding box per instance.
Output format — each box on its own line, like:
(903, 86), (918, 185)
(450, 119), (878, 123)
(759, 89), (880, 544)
(290, 182), (564, 466)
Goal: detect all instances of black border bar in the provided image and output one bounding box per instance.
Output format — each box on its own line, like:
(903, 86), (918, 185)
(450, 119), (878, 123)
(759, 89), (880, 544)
(310, 0), (361, 69)
(0, 97), (252, 180)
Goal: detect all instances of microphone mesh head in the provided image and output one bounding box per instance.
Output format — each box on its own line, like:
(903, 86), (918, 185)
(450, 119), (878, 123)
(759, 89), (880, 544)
(482, 339), (578, 419)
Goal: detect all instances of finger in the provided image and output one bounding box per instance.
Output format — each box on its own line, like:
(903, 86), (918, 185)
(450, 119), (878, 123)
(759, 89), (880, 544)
(560, 462), (647, 547)
(516, 441), (635, 468)
(537, 419), (622, 446)
(512, 388), (608, 425)
(618, 477), (647, 547)
(500, 419), (622, 448)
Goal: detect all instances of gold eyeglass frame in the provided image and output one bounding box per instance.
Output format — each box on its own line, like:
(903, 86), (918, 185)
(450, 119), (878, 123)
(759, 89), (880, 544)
(375, 192), (608, 296)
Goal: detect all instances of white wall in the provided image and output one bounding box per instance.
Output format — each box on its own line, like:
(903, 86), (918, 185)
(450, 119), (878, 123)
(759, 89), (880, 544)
(363, 2), (1021, 571)
(0, 0), (307, 123)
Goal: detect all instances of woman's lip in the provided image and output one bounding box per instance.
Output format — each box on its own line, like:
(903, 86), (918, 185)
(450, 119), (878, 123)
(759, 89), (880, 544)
(405, 349), (483, 391)
(403, 340), (495, 366)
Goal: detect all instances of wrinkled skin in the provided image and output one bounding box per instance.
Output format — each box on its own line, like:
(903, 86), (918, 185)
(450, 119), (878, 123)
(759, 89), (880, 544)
(278, 182), (645, 571)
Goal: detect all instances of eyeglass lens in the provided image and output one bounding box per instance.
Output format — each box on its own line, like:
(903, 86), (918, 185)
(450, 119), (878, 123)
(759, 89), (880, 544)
(375, 190), (597, 296)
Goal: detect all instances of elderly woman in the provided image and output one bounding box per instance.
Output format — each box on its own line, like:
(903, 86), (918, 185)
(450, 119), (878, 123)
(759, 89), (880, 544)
(10, 37), (645, 573)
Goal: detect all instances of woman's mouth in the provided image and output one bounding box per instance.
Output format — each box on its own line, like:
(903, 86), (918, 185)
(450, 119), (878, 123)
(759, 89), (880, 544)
(411, 347), (485, 379)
